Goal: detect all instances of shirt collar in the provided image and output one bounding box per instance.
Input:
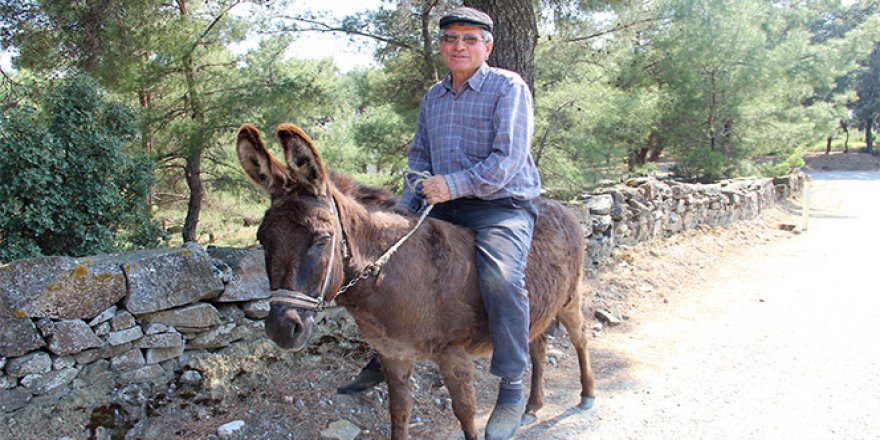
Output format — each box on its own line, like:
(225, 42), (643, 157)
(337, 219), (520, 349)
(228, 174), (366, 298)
(442, 62), (491, 95)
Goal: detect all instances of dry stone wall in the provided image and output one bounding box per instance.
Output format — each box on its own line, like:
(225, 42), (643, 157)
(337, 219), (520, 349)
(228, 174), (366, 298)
(0, 172), (806, 416)
(0, 242), (272, 414)
(572, 173), (805, 271)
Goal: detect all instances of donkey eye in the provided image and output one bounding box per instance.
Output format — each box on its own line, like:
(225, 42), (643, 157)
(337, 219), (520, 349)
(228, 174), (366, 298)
(312, 233), (332, 249)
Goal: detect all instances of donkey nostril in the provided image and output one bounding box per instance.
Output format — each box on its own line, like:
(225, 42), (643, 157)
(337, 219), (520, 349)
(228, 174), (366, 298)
(285, 309), (314, 342)
(285, 309), (304, 334)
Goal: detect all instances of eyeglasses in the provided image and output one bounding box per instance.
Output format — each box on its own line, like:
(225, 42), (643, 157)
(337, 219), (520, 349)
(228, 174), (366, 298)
(439, 32), (484, 46)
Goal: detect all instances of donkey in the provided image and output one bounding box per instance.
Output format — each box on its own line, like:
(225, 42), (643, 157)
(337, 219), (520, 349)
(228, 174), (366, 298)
(236, 123), (595, 440)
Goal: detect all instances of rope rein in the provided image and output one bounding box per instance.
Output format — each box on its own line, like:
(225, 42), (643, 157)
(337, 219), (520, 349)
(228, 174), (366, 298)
(336, 170), (434, 295)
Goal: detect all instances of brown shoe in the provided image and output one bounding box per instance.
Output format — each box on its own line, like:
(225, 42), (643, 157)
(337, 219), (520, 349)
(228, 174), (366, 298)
(336, 356), (385, 394)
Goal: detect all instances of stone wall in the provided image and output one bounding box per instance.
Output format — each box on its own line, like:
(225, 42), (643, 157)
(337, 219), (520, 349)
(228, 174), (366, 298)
(572, 173), (806, 272)
(0, 172), (806, 416)
(0, 243), (272, 414)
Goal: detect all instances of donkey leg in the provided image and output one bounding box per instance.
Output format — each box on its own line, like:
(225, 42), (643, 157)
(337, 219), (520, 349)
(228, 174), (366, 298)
(436, 348), (480, 440)
(522, 333), (548, 425)
(380, 355), (414, 440)
(558, 306), (596, 410)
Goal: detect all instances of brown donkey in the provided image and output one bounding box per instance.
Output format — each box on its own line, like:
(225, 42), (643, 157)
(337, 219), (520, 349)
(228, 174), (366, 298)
(236, 123), (595, 440)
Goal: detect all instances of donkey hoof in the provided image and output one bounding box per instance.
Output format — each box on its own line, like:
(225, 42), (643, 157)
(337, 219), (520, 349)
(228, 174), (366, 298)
(577, 396), (595, 411)
(520, 411), (537, 425)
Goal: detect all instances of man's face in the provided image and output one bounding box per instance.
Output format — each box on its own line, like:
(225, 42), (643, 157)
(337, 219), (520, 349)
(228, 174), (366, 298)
(439, 24), (493, 79)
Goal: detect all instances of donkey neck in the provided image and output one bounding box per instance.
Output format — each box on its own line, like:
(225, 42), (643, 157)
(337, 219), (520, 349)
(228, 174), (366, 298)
(332, 188), (419, 277)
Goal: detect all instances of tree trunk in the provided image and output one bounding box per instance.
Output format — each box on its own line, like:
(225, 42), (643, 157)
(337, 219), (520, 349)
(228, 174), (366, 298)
(138, 89), (153, 154)
(179, 0), (205, 243)
(632, 147), (649, 168)
(181, 52), (205, 243)
(842, 122), (849, 153)
(708, 69), (718, 152)
(866, 117), (874, 155)
(420, 0), (439, 85)
(647, 137), (664, 162)
(464, 0), (537, 94)
(183, 150), (203, 242)
(630, 133), (653, 168)
(723, 119), (733, 145)
(139, 88), (154, 207)
(825, 136), (832, 155)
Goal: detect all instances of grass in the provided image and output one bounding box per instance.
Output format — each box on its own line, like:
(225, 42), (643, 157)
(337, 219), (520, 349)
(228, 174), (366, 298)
(156, 191), (266, 248)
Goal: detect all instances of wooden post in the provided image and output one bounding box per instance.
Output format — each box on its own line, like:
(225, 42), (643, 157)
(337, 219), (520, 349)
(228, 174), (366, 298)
(801, 181), (810, 232)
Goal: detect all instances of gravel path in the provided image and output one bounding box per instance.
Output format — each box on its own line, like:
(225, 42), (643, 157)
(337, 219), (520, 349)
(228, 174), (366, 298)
(517, 170), (880, 439)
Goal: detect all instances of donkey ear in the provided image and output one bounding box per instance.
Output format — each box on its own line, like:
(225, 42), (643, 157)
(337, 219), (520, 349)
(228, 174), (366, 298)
(276, 123), (328, 196)
(237, 124), (290, 197)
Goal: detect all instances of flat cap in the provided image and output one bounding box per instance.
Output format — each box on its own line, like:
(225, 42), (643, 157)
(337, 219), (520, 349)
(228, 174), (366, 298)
(439, 7), (493, 32)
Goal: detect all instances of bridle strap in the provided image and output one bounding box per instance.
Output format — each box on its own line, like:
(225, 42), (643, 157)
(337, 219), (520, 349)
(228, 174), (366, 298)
(269, 189), (346, 312)
(316, 193), (341, 301)
(269, 289), (325, 310)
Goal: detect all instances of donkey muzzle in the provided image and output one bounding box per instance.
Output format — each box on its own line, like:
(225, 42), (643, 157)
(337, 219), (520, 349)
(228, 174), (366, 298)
(265, 304), (315, 351)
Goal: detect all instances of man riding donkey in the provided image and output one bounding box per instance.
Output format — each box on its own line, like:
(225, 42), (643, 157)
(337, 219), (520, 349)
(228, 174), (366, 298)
(337, 7), (540, 440)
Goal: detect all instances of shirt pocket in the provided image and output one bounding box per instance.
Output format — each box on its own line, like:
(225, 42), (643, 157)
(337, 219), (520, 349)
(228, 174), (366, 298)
(460, 114), (494, 160)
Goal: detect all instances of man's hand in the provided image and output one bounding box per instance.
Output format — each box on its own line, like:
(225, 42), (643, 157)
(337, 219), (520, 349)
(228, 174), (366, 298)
(421, 175), (451, 205)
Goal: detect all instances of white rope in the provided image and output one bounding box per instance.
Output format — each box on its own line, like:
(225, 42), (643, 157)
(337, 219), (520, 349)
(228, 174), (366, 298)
(372, 170), (434, 269)
(404, 170), (433, 197)
(373, 202), (433, 269)
(333, 170), (437, 297)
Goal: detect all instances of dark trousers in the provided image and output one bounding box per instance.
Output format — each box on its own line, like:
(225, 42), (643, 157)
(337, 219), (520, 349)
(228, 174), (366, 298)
(429, 197), (537, 379)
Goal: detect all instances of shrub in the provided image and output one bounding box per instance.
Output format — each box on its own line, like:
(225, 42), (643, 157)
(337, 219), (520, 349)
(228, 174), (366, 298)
(0, 75), (162, 262)
(672, 148), (735, 183)
(759, 149), (806, 177)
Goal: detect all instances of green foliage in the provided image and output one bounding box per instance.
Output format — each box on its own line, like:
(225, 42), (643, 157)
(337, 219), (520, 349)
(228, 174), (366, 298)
(353, 105), (411, 169)
(671, 148), (733, 183)
(602, 0), (877, 181)
(4, 0), (879, 248)
(532, 6), (666, 197)
(3, 0), (180, 90)
(758, 149), (807, 178)
(0, 75), (161, 262)
(209, 43), (364, 185)
(854, 43), (880, 126)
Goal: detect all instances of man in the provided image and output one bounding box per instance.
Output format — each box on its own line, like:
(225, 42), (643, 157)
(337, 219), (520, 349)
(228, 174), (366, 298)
(338, 7), (540, 439)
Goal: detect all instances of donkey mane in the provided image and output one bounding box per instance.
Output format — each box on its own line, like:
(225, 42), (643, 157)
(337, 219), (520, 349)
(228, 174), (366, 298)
(328, 170), (402, 212)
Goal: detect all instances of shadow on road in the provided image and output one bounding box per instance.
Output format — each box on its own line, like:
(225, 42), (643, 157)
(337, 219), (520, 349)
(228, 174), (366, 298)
(517, 347), (634, 438)
(519, 405), (591, 437)
(807, 170), (880, 181)
(590, 348), (636, 392)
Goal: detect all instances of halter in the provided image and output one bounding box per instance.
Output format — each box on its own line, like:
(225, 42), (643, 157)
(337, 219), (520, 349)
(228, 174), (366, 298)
(268, 189), (349, 311)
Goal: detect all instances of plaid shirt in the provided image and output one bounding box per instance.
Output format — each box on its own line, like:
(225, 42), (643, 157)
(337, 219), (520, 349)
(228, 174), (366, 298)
(400, 63), (541, 211)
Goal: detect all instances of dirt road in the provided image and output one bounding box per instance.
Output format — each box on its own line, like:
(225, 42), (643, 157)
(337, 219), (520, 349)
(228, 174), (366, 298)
(516, 171), (880, 439)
